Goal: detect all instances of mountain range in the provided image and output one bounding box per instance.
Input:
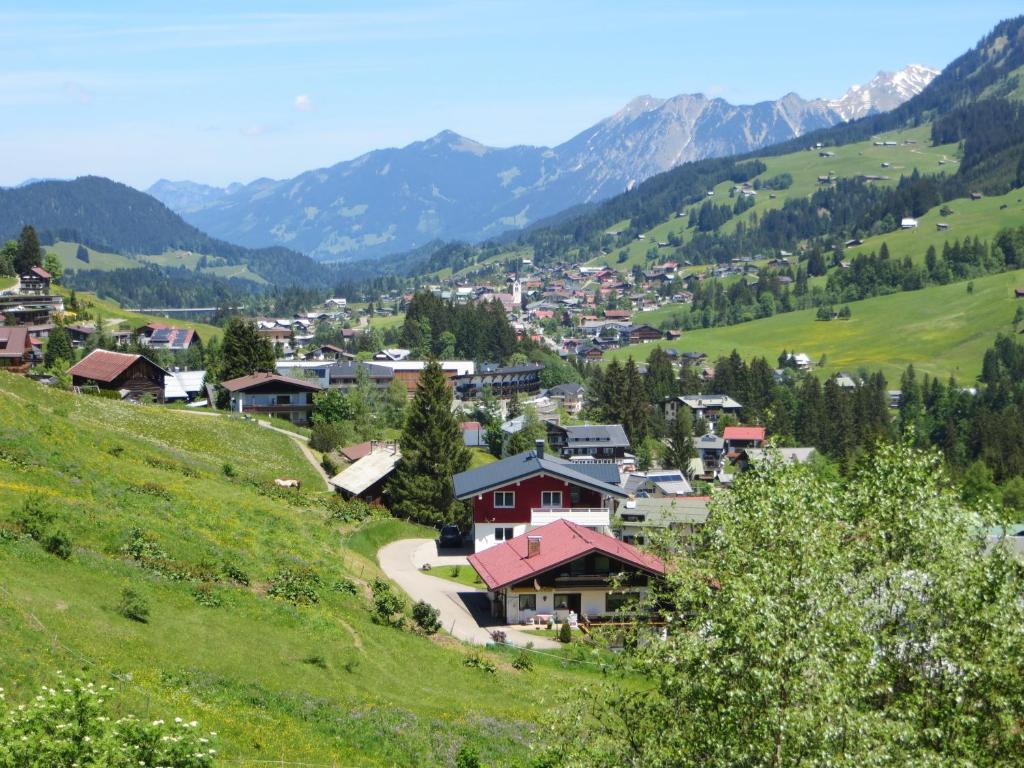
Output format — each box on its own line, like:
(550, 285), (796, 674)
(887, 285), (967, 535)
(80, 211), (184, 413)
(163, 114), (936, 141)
(149, 65), (937, 262)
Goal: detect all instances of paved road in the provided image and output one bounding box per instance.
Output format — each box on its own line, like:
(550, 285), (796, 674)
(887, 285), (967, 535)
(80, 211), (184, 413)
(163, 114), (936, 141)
(378, 539), (560, 649)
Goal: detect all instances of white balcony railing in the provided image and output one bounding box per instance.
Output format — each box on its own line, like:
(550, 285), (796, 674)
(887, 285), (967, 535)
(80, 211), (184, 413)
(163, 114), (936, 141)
(530, 507), (611, 527)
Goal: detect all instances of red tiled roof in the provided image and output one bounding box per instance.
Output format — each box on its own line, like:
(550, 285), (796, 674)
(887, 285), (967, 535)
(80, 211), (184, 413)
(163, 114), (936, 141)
(460, 421), (482, 431)
(468, 519), (665, 591)
(723, 426), (766, 442)
(339, 441), (373, 462)
(67, 349), (146, 382)
(0, 326), (29, 359)
(219, 372), (322, 392)
(30, 266), (51, 279)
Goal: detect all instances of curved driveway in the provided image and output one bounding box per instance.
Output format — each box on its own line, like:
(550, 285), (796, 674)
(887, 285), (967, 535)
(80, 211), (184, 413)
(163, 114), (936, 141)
(378, 539), (559, 649)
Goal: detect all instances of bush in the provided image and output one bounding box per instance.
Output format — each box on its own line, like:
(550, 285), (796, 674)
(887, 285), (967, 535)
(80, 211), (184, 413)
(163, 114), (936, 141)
(117, 588), (150, 623)
(222, 462), (236, 478)
(192, 583), (222, 608)
(221, 561), (250, 585)
(412, 600), (442, 634)
(43, 530), (73, 560)
(0, 676), (216, 767)
(333, 578), (359, 595)
(13, 494), (54, 540)
(512, 650), (534, 671)
(455, 744), (482, 768)
(301, 653), (327, 669)
(326, 496), (381, 523)
(558, 620), (572, 643)
(463, 652), (496, 673)
(450, 564), (461, 579)
(268, 566), (322, 605)
(321, 453), (339, 476)
(370, 577), (406, 626)
(310, 421), (354, 453)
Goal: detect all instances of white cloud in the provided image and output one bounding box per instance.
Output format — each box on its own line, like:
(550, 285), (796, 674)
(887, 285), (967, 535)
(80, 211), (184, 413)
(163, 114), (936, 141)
(293, 94), (314, 112)
(240, 123), (271, 137)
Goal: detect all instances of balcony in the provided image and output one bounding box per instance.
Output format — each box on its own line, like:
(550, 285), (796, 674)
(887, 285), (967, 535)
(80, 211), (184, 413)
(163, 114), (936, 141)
(530, 507), (611, 527)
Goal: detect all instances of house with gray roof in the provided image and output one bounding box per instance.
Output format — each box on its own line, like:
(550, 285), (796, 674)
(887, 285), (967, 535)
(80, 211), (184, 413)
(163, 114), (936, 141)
(453, 440), (629, 552)
(614, 496), (710, 546)
(545, 422), (631, 464)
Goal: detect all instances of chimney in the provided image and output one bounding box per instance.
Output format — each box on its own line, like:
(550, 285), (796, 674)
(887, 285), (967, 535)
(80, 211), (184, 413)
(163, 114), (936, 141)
(527, 536), (542, 558)
(535, 439), (544, 459)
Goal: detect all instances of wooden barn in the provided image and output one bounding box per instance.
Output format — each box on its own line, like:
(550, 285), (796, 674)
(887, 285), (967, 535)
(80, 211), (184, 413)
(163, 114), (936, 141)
(68, 349), (169, 402)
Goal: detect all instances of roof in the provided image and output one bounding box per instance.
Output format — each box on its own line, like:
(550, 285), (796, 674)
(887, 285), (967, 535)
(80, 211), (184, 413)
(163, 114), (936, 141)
(68, 349), (165, 383)
(468, 519), (665, 591)
(219, 372), (321, 393)
(339, 441), (373, 462)
(0, 326), (29, 359)
(330, 448), (401, 496)
(164, 370), (206, 400)
(559, 424), (630, 449)
(373, 360), (475, 376)
(696, 433), (725, 450)
(618, 496), (711, 527)
(453, 448), (628, 500)
(624, 471), (693, 497)
(29, 266), (51, 279)
(547, 382), (583, 397)
(679, 394), (743, 410)
(142, 324), (196, 348)
(723, 426), (766, 442)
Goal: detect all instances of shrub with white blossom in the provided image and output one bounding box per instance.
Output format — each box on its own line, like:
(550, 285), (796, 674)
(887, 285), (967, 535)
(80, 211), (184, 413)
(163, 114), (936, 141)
(0, 675), (217, 767)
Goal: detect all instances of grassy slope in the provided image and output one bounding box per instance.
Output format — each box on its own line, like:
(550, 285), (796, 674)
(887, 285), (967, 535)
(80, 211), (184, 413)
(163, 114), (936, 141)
(607, 269), (1024, 382)
(586, 125), (959, 272)
(55, 286), (224, 343)
(0, 375), (606, 766)
(49, 241), (268, 285)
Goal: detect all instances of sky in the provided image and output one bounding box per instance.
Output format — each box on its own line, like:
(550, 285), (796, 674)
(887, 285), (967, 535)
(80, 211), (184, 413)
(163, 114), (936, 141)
(0, 1), (1019, 189)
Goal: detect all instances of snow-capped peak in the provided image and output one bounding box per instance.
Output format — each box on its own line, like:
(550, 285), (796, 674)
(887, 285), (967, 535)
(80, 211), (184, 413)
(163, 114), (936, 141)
(828, 64), (939, 121)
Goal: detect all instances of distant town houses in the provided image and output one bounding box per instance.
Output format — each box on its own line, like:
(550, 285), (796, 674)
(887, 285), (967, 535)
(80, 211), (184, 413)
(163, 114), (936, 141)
(453, 362), (544, 400)
(661, 394), (743, 426)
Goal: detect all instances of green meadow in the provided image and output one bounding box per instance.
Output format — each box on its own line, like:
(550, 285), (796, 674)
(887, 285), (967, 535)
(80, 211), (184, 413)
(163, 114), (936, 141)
(608, 269), (1024, 382)
(0, 374), (606, 766)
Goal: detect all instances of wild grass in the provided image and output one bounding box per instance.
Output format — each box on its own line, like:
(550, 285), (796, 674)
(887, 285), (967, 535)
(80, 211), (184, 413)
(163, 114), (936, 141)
(0, 373), (606, 766)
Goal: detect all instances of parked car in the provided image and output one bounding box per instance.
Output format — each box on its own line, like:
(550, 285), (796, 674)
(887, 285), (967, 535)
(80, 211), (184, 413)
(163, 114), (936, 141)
(438, 525), (463, 549)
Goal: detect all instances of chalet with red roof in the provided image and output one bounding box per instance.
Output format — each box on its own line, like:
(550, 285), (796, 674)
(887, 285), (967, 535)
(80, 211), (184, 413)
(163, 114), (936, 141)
(136, 323), (200, 352)
(453, 441), (628, 552)
(68, 349), (168, 401)
(219, 372), (321, 426)
(468, 519), (665, 624)
(723, 425), (766, 453)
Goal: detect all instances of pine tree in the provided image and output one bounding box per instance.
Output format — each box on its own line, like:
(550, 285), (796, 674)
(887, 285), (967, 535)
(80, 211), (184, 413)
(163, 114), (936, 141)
(14, 226), (42, 275)
(620, 359), (650, 445)
(796, 376), (826, 448)
(388, 359), (471, 526)
(43, 325), (74, 368)
(216, 316), (276, 383)
(646, 347), (677, 402)
(663, 405), (695, 472)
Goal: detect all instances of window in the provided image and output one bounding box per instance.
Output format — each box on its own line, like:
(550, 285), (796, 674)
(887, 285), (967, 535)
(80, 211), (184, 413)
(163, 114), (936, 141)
(494, 491), (515, 508)
(494, 527), (514, 541)
(276, 395), (291, 405)
(553, 594), (573, 610)
(519, 594), (536, 611)
(540, 491), (562, 508)
(605, 591), (639, 613)
(593, 555), (610, 574)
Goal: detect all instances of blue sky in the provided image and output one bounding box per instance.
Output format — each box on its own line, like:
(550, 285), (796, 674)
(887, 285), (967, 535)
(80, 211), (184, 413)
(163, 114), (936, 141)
(0, 1), (1019, 188)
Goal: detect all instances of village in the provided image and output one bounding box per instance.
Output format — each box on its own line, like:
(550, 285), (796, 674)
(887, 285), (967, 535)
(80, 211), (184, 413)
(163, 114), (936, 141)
(0, 252), (835, 641)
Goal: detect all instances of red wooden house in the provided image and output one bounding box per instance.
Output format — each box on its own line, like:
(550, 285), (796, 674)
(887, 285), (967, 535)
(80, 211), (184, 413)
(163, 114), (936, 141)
(453, 441), (628, 552)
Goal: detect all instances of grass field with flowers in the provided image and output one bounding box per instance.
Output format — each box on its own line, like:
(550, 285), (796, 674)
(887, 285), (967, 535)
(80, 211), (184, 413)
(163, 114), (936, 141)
(0, 373), (614, 766)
